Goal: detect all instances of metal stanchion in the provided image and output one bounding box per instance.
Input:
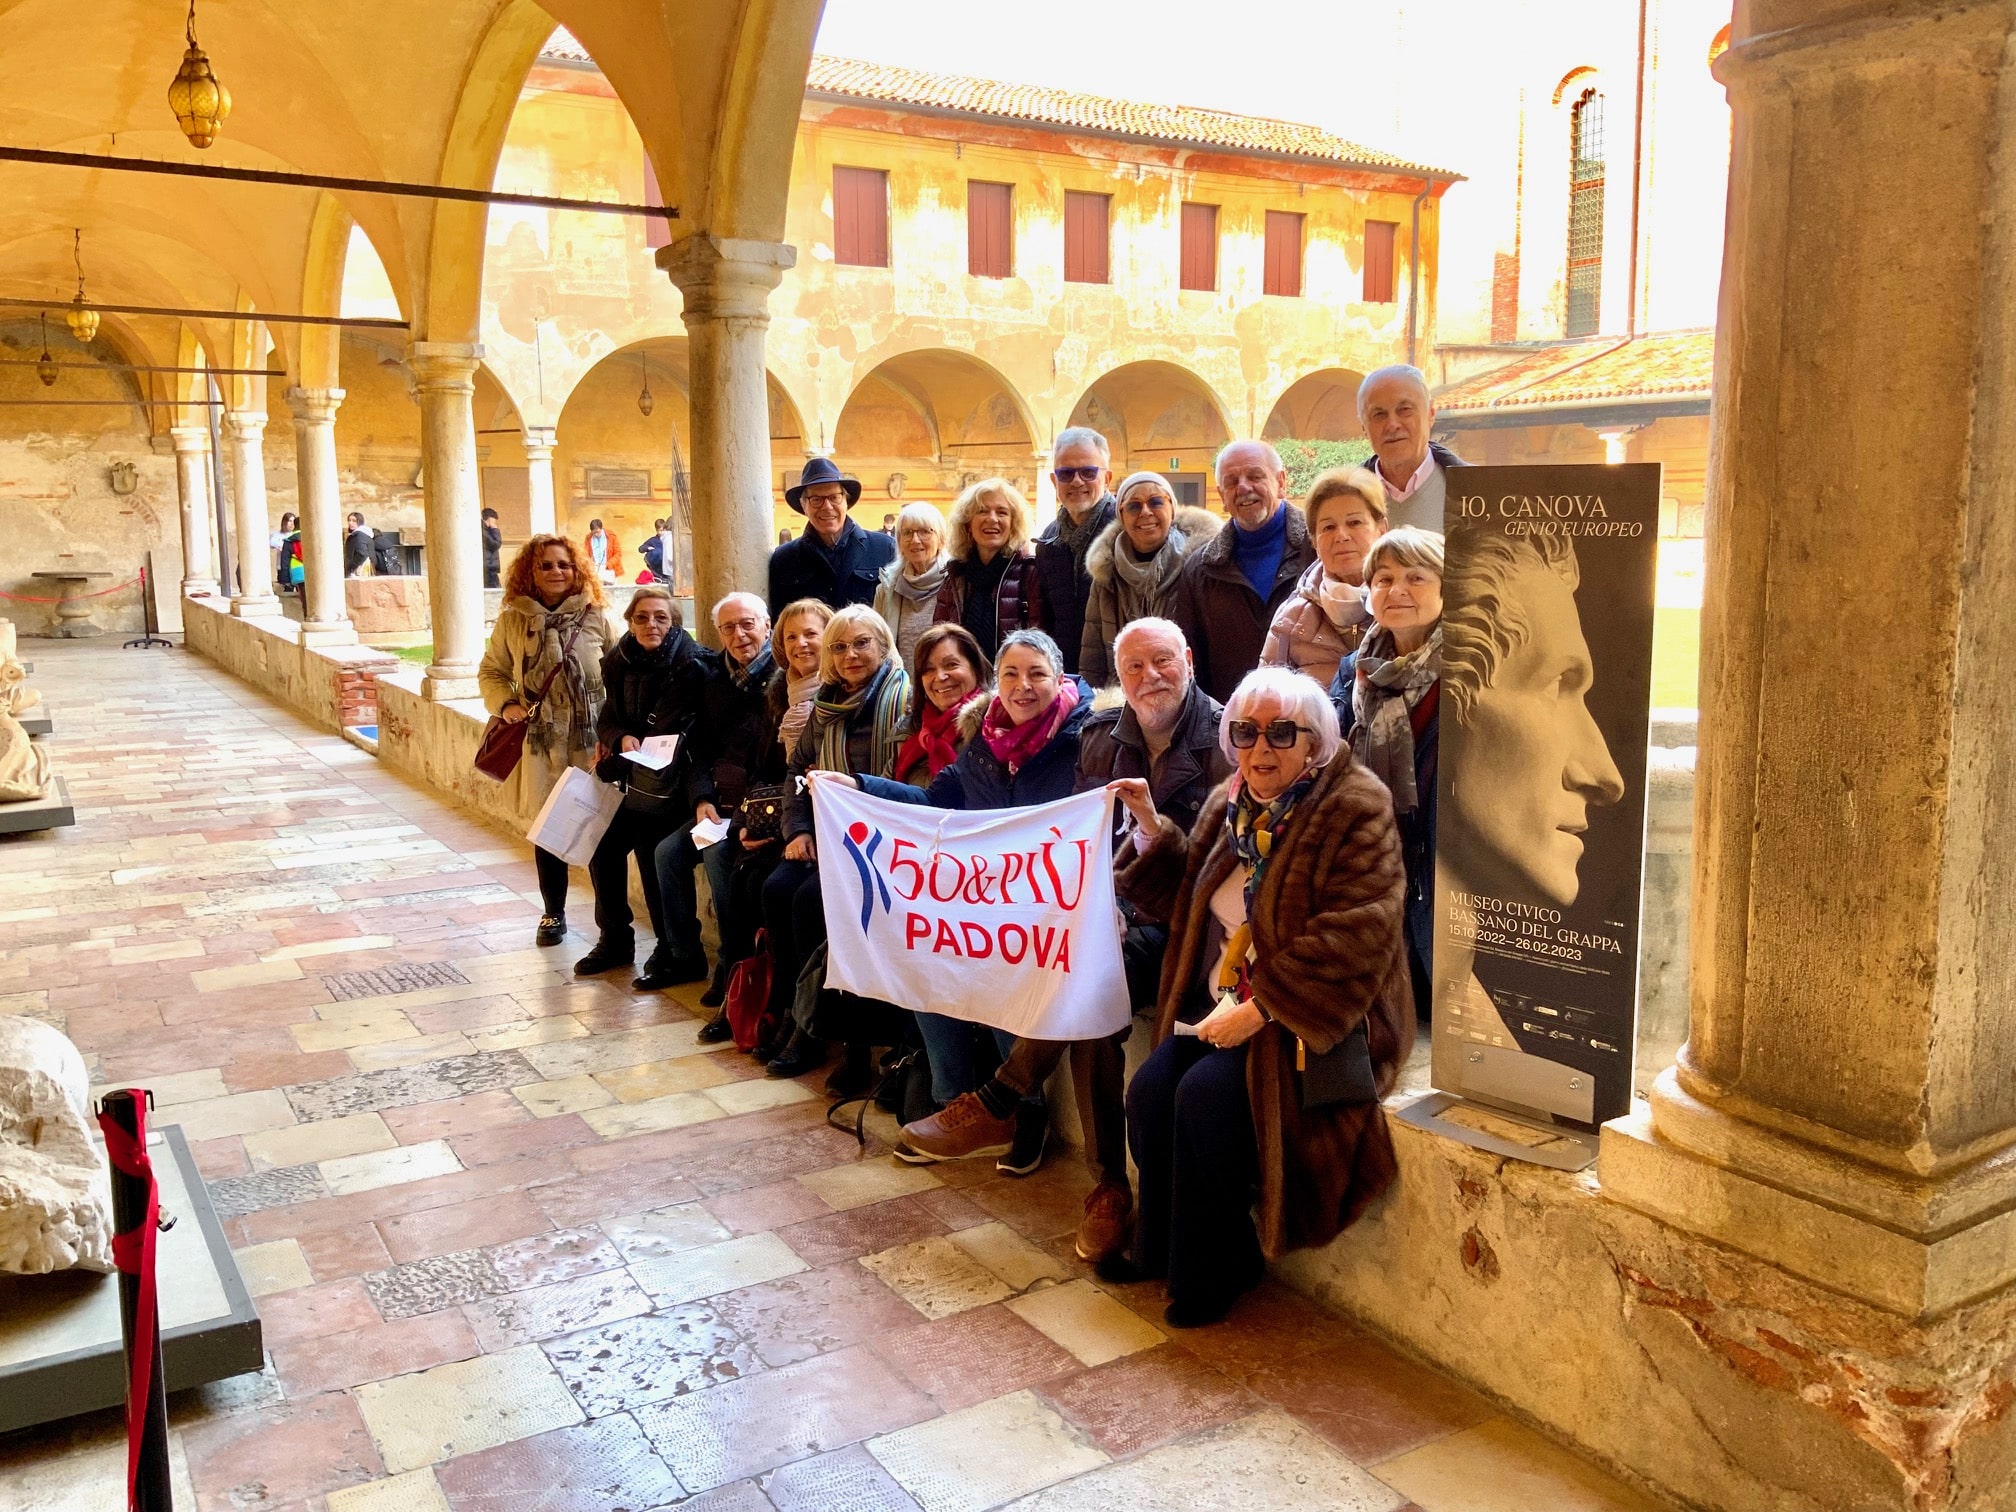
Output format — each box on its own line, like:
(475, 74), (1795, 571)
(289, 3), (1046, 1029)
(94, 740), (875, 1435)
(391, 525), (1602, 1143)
(96, 1088), (174, 1512)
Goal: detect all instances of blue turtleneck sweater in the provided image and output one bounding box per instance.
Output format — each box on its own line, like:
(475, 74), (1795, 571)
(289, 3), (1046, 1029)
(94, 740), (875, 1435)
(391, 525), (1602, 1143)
(1230, 504), (1289, 597)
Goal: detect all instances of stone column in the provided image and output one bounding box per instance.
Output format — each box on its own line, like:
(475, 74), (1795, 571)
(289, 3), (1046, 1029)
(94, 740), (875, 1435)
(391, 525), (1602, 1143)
(225, 412), (279, 617)
(1599, 0), (2016, 1319)
(659, 235), (796, 621)
(524, 425), (558, 537)
(171, 425), (218, 597)
(287, 386), (354, 646)
(407, 344), (487, 701)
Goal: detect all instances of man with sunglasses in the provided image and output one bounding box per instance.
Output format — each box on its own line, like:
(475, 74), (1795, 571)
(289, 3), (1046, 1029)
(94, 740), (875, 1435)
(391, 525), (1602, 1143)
(1169, 439), (1315, 702)
(1031, 427), (1117, 675)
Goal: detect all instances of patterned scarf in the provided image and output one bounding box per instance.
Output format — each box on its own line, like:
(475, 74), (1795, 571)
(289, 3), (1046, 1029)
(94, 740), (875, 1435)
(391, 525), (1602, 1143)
(1217, 769), (1318, 996)
(515, 593), (599, 756)
(1109, 527), (1187, 625)
(981, 679), (1081, 776)
(1350, 623), (1442, 813)
(812, 660), (911, 778)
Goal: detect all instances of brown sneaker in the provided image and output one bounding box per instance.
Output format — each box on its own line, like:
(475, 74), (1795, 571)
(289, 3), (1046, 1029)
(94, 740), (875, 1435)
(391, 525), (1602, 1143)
(1075, 1180), (1133, 1263)
(898, 1092), (1016, 1163)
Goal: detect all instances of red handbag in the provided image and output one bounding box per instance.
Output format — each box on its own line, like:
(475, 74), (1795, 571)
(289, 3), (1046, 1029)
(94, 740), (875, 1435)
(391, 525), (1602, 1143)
(473, 619), (584, 781)
(724, 931), (778, 1052)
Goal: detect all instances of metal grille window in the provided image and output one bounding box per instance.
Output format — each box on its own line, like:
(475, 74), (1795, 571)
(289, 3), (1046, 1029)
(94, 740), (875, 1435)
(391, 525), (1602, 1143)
(1566, 89), (1605, 336)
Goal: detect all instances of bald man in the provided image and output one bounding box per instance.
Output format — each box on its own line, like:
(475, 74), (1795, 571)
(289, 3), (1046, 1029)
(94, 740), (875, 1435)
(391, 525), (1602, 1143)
(1358, 364), (1465, 533)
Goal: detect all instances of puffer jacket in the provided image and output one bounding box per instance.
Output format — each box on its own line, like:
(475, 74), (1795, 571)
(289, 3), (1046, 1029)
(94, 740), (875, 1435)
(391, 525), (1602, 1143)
(932, 548), (1043, 660)
(1261, 561), (1372, 692)
(1078, 505), (1222, 687)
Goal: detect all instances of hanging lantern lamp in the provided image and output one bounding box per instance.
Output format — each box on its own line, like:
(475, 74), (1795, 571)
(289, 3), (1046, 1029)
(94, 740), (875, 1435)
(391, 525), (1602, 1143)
(36, 314), (58, 387)
(168, 0), (231, 149)
(66, 230), (98, 344)
(636, 351), (654, 418)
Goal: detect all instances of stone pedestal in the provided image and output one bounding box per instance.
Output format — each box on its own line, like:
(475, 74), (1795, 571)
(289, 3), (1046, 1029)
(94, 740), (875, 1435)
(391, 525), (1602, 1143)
(225, 413), (280, 618)
(171, 426), (218, 598)
(524, 425), (558, 538)
(659, 235), (796, 632)
(407, 344), (486, 702)
(287, 387), (355, 648)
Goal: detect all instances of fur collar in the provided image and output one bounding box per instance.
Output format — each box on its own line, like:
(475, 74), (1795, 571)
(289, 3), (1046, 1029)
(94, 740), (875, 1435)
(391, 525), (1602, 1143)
(1083, 505), (1223, 587)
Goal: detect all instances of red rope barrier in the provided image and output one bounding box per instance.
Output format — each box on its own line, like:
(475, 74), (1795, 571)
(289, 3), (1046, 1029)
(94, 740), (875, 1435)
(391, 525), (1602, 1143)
(0, 577), (142, 604)
(97, 1094), (161, 1512)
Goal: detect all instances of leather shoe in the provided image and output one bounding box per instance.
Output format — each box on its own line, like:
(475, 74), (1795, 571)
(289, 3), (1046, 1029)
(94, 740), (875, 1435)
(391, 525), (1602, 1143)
(1075, 1181), (1132, 1264)
(898, 1093), (1015, 1163)
(632, 952), (707, 990)
(574, 939), (634, 977)
(534, 915), (565, 947)
(696, 1011), (733, 1044)
(765, 1031), (827, 1079)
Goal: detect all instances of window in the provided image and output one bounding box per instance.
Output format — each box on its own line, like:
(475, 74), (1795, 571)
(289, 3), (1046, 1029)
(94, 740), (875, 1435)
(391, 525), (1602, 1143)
(1566, 90), (1605, 336)
(1064, 192), (1110, 284)
(968, 181), (1013, 278)
(833, 166), (889, 268)
(1264, 211), (1304, 297)
(1363, 219), (1398, 304)
(1180, 202), (1218, 291)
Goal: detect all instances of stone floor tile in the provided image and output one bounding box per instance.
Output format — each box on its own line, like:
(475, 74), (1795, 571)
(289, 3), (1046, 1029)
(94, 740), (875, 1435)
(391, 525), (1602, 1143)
(233, 1237), (314, 1298)
(223, 1047), (358, 1092)
(206, 1162), (329, 1219)
(272, 1309), (482, 1398)
(180, 1391), (386, 1508)
(526, 1161), (703, 1229)
(1036, 1344), (1257, 1458)
(245, 1110), (398, 1171)
(364, 1249), (512, 1320)
(465, 1016), (589, 1054)
(540, 1303), (764, 1417)
(192, 958), (305, 992)
(677, 1481), (777, 1512)
(629, 1231), (809, 1307)
(300, 1223), (394, 1282)
(581, 1090), (727, 1140)
(322, 1139), (464, 1196)
(710, 1260), (925, 1368)
(1161, 1280), (1360, 1381)
(520, 1021), (722, 1080)
(705, 1179), (833, 1237)
(1370, 1417), (1666, 1512)
(1000, 1409), (1403, 1512)
(462, 1267), (656, 1351)
(1006, 1280), (1165, 1367)
(432, 1412), (683, 1512)
(349, 1031), (480, 1073)
(382, 1088), (534, 1144)
(865, 1389), (1107, 1512)
(948, 1221), (1073, 1292)
(763, 1443), (922, 1512)
(600, 1202), (734, 1261)
(164, 1087), (300, 1142)
(858, 1236), (1015, 1321)
(870, 1302), (1081, 1413)
(354, 1344), (586, 1475)
(486, 1225), (625, 1290)
(115, 1065), (228, 1105)
(636, 1344), (934, 1492)
(511, 1074), (615, 1119)
(107, 936), (206, 965)
(593, 1052), (738, 1103)
(704, 1077), (819, 1116)
(404, 993), (537, 1036)
(292, 1005), (421, 1054)
(963, 1166), (1097, 1243)
(265, 933), (400, 962)
(909, 1187), (993, 1233)
(771, 1194), (948, 1269)
(448, 1114), (600, 1168)
(795, 1157), (942, 1212)
(1243, 1332), (1496, 1464)
(378, 1190), (553, 1264)
(286, 1051), (542, 1123)
(255, 1275), (383, 1346)
(326, 1468), (453, 1512)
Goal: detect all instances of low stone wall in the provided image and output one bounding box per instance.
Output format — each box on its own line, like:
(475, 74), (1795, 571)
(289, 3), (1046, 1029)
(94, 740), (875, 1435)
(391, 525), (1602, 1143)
(373, 671), (534, 832)
(182, 600), (399, 733)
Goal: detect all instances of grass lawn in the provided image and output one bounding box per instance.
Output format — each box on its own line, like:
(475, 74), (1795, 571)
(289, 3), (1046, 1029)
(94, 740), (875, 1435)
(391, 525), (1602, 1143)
(391, 644), (432, 665)
(1652, 606), (1701, 710)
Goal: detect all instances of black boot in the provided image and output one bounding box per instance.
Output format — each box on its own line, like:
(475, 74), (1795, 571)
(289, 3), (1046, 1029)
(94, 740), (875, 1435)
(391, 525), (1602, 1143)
(574, 936), (634, 976)
(633, 949), (707, 991)
(696, 1009), (733, 1044)
(699, 957), (733, 1009)
(824, 1042), (875, 1100)
(766, 1028), (827, 1079)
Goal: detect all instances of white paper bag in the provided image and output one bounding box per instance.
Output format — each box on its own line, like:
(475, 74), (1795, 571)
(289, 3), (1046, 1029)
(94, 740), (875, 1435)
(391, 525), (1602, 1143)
(526, 765), (623, 868)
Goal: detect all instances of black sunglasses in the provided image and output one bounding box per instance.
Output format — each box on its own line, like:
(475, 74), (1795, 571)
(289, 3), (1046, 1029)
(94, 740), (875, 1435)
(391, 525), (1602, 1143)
(1052, 466), (1104, 482)
(1228, 718), (1313, 750)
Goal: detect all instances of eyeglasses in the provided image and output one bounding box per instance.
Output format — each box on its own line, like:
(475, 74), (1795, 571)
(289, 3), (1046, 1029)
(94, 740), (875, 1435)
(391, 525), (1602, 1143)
(802, 490), (848, 507)
(836, 635), (881, 655)
(1228, 718), (1313, 750)
(1053, 466), (1104, 483)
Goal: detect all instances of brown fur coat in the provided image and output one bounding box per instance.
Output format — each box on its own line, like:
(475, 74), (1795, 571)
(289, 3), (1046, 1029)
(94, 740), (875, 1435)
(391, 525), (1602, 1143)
(1118, 752), (1413, 1257)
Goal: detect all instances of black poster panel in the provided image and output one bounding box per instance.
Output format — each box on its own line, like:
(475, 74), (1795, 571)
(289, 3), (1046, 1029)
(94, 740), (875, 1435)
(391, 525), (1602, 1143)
(1431, 463), (1661, 1129)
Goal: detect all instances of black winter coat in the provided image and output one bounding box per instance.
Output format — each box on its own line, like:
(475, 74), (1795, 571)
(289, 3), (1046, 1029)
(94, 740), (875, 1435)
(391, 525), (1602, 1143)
(767, 519), (895, 613)
(685, 647), (777, 814)
(1032, 496), (1116, 675)
(932, 550), (1042, 661)
(861, 677), (1096, 813)
(1073, 681), (1231, 837)
(591, 628), (716, 788)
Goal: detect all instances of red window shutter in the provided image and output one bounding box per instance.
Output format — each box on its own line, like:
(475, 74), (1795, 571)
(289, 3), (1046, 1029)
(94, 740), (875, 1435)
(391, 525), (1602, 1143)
(968, 181), (1013, 278)
(642, 152), (671, 251)
(1180, 202), (1218, 292)
(1064, 192), (1110, 284)
(1264, 211), (1304, 297)
(834, 166), (889, 268)
(1363, 219), (1398, 303)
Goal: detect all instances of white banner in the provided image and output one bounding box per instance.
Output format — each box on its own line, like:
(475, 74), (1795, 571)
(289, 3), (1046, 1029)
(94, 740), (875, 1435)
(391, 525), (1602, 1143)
(812, 781), (1128, 1040)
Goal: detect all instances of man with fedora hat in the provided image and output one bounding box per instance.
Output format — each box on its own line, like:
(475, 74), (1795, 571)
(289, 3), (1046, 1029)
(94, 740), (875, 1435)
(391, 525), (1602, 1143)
(768, 457), (894, 612)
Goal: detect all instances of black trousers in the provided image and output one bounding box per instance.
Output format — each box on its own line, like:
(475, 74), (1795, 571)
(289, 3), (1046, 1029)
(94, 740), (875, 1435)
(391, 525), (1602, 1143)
(1126, 1035), (1261, 1309)
(534, 847), (570, 918)
(586, 807), (677, 949)
(760, 858), (826, 1028)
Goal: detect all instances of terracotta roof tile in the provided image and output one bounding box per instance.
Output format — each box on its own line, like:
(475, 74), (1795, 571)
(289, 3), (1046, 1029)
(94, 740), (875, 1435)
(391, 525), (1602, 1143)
(538, 28), (1453, 179)
(1436, 330), (1715, 414)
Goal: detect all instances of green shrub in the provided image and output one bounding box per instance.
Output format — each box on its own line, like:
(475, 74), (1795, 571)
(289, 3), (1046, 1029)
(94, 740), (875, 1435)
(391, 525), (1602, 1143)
(1272, 438), (1374, 496)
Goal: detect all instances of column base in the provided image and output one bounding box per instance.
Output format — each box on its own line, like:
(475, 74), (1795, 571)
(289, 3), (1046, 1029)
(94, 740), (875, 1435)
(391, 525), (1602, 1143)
(297, 621), (358, 649)
(421, 666), (481, 703)
(1600, 1069), (2016, 1317)
(231, 595), (283, 620)
(182, 580), (221, 599)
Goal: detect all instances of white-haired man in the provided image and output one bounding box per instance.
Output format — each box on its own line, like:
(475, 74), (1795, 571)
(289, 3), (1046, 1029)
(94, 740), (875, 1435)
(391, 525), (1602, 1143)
(1031, 426), (1117, 675)
(1168, 439), (1314, 702)
(1358, 364), (1465, 532)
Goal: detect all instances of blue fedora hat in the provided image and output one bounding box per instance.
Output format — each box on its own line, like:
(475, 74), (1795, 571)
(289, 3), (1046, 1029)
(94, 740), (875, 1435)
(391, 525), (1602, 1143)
(785, 456), (862, 515)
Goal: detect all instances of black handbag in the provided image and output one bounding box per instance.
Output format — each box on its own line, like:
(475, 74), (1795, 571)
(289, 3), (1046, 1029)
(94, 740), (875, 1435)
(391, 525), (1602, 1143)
(621, 759), (685, 820)
(1298, 1021), (1378, 1111)
(738, 782), (788, 843)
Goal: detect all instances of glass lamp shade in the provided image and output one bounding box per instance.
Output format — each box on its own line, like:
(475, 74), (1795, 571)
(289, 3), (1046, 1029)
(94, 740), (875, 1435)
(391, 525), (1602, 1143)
(65, 298), (99, 344)
(37, 351), (58, 387)
(638, 385), (655, 418)
(169, 42), (231, 148)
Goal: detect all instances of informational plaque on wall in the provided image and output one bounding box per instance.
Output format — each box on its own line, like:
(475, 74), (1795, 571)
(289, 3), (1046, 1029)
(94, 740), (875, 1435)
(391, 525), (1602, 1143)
(1429, 463), (1660, 1132)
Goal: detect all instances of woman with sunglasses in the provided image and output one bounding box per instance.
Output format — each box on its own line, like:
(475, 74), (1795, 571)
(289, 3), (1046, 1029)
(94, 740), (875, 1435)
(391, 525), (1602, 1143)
(1331, 526), (1445, 1020)
(1101, 666), (1411, 1328)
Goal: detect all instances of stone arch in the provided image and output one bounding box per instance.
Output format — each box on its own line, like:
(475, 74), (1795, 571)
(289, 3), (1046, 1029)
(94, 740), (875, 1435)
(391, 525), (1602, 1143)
(1068, 360), (1234, 506)
(1262, 367), (1368, 445)
(834, 350), (1040, 517)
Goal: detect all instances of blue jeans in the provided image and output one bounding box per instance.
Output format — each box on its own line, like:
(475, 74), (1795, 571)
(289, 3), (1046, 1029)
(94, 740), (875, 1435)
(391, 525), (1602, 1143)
(914, 1012), (1018, 1105)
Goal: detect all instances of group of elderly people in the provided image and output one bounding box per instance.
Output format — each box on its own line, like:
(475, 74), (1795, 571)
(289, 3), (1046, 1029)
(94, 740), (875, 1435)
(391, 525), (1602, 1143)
(478, 364), (1455, 1329)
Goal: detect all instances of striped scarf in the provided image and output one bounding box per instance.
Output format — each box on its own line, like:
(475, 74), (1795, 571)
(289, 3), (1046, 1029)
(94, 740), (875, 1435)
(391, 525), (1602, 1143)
(812, 660), (911, 779)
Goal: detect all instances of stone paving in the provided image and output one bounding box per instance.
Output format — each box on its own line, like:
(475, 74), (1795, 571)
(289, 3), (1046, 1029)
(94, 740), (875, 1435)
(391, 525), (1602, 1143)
(0, 642), (1665, 1512)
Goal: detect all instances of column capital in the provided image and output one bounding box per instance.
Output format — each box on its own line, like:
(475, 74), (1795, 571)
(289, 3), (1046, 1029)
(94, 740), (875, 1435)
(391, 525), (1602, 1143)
(169, 424), (209, 453)
(223, 411), (267, 443)
(407, 342), (484, 392)
(286, 386), (344, 424)
(657, 234), (796, 321)
(523, 424), (557, 458)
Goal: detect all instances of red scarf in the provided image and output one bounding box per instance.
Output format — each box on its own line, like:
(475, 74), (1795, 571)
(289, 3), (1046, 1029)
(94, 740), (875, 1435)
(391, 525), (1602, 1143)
(981, 680), (1080, 776)
(895, 694), (979, 784)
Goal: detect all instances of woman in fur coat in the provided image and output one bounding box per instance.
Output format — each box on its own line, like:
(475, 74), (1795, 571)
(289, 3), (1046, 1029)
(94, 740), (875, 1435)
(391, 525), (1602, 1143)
(1107, 665), (1412, 1328)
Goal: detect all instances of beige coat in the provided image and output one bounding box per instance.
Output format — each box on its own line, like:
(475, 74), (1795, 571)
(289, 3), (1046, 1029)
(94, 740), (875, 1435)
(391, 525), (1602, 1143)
(478, 593), (614, 809)
(1261, 561), (1372, 691)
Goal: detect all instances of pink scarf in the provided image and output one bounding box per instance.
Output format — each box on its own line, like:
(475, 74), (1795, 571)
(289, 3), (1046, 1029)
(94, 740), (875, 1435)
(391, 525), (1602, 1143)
(981, 680), (1081, 776)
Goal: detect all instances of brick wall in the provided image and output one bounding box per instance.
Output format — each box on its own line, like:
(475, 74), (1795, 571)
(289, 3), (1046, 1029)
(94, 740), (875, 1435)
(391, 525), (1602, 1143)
(334, 657), (400, 729)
